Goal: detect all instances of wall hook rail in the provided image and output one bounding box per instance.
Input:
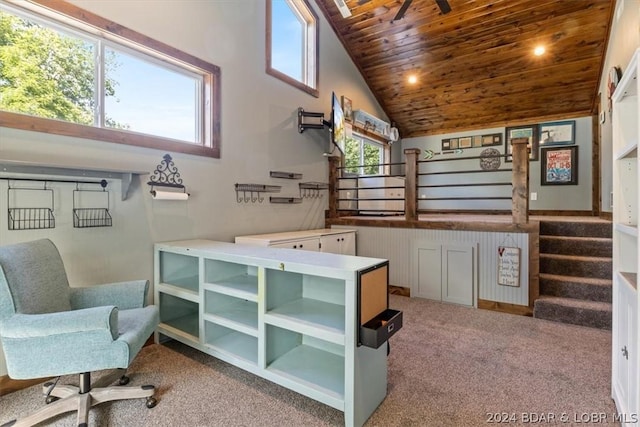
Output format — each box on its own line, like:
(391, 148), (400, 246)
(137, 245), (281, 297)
(299, 182), (328, 199)
(235, 184), (281, 203)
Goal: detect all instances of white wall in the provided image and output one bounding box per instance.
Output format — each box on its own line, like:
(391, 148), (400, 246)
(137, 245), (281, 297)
(599, 0), (640, 213)
(401, 116), (593, 211)
(0, 0), (386, 376)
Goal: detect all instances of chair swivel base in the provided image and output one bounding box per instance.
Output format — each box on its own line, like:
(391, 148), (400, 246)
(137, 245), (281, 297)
(1, 369), (156, 427)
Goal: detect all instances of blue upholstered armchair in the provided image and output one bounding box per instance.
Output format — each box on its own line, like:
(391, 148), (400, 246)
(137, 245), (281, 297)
(0, 239), (159, 427)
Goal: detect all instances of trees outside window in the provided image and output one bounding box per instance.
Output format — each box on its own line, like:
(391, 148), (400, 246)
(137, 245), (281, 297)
(344, 134), (384, 175)
(0, 2), (220, 158)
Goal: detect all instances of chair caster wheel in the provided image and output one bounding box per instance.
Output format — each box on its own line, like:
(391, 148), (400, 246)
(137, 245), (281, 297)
(146, 397), (157, 408)
(45, 396), (58, 404)
(119, 376), (130, 386)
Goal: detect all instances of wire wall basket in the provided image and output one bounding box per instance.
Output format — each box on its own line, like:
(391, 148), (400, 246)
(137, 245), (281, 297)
(7, 186), (56, 231)
(73, 181), (112, 228)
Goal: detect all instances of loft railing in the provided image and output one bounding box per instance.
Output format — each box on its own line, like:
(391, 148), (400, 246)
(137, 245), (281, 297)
(328, 138), (529, 225)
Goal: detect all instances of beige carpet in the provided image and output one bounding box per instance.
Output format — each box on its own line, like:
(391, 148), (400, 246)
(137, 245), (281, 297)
(1, 295), (617, 426)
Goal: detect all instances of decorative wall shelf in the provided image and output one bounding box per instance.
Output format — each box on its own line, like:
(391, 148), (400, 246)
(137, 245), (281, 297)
(0, 159), (147, 201)
(270, 171), (303, 179)
(270, 197), (302, 204)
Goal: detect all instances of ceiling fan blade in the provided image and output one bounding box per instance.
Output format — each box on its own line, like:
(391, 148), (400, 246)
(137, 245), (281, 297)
(435, 0), (452, 14)
(392, 0), (413, 22)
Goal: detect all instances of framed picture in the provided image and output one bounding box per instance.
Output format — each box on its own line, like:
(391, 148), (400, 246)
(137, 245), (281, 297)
(541, 146), (578, 185)
(442, 139), (451, 150)
(341, 96), (353, 122)
(482, 134), (501, 146)
(505, 125), (539, 162)
(459, 136), (472, 149)
(539, 120), (575, 146)
(450, 138), (459, 149)
(473, 136), (483, 147)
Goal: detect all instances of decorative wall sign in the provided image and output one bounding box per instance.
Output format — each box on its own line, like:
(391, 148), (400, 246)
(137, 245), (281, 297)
(505, 125), (539, 162)
(539, 120), (575, 146)
(541, 145), (578, 185)
(497, 246), (520, 287)
(479, 148), (501, 170)
(442, 133), (501, 151)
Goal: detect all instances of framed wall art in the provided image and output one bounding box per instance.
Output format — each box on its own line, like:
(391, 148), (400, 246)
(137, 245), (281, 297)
(541, 145), (578, 185)
(505, 125), (539, 162)
(341, 96), (353, 122)
(539, 120), (575, 146)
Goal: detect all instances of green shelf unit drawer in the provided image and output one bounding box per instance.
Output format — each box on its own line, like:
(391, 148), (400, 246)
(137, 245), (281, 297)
(359, 309), (403, 349)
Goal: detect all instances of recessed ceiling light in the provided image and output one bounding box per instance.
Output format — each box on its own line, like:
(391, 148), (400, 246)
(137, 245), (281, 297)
(408, 74), (418, 84)
(534, 46), (546, 56)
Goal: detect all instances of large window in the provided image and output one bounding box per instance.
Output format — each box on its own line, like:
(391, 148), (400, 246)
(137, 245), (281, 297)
(266, 0), (318, 97)
(344, 134), (385, 175)
(0, 1), (220, 157)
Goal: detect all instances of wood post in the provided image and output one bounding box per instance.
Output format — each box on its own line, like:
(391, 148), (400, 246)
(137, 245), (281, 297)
(327, 156), (340, 219)
(404, 148), (420, 221)
(511, 137), (529, 224)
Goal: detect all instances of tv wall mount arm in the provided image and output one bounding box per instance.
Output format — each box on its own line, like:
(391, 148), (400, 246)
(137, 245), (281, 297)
(298, 107), (330, 133)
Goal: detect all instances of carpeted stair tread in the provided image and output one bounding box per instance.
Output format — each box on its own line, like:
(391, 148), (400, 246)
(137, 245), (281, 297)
(539, 220), (612, 238)
(539, 273), (612, 303)
(533, 296), (612, 330)
(540, 253), (612, 262)
(540, 235), (612, 257)
(539, 253), (612, 279)
(539, 273), (612, 286)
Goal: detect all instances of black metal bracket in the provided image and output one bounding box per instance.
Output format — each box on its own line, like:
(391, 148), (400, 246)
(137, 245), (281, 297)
(298, 107), (329, 133)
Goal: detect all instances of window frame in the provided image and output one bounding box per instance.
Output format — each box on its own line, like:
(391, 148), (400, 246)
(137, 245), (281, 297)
(265, 0), (319, 98)
(345, 132), (388, 176)
(0, 0), (221, 158)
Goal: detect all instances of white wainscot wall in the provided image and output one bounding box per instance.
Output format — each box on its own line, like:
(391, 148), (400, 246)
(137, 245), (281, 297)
(332, 225), (529, 307)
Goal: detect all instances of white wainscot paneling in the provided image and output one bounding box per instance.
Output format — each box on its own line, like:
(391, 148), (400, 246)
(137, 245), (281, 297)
(333, 225), (529, 307)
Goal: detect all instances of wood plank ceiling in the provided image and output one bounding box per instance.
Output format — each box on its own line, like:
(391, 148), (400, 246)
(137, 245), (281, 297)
(315, 0), (615, 138)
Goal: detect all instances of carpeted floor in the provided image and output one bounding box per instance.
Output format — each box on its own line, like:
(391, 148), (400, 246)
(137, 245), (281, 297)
(0, 295), (617, 426)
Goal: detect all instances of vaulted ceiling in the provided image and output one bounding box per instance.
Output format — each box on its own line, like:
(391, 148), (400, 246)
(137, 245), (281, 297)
(315, 0), (615, 138)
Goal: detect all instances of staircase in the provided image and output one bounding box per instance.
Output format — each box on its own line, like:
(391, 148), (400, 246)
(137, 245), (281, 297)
(533, 219), (612, 330)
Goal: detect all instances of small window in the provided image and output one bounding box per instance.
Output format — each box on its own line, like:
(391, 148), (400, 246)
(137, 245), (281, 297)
(0, 1), (220, 157)
(345, 134), (385, 176)
(266, 0), (318, 97)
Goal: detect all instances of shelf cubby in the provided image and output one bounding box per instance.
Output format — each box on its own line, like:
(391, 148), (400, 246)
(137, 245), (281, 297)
(158, 292), (199, 339)
(265, 325), (345, 409)
(204, 292), (258, 336)
(265, 269), (345, 344)
(204, 259), (258, 301)
(159, 252), (199, 294)
(204, 322), (258, 365)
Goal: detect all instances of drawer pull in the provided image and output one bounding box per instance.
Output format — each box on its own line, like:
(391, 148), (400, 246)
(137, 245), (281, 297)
(387, 323), (394, 333)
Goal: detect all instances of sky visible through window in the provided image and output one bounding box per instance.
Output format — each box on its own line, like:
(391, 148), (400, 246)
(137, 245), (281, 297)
(105, 49), (198, 143)
(271, 0), (303, 82)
